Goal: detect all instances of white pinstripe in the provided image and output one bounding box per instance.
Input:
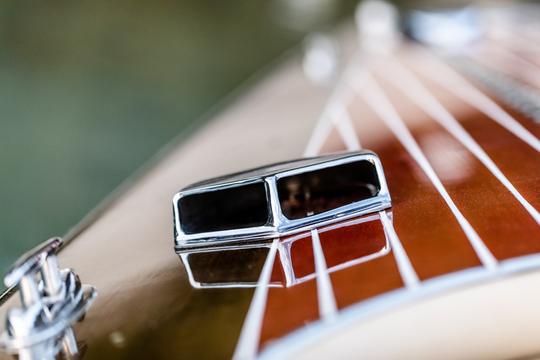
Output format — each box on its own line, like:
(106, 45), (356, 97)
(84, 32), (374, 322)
(379, 58), (540, 226)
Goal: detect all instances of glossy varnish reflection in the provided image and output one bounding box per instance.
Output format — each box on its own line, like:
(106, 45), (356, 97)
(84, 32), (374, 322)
(407, 58), (540, 210)
(320, 218), (403, 309)
(288, 234), (315, 279)
(258, 215), (402, 348)
(333, 93), (483, 279)
(455, 100), (540, 211)
(319, 217), (388, 269)
(259, 257), (319, 348)
(382, 61), (540, 260)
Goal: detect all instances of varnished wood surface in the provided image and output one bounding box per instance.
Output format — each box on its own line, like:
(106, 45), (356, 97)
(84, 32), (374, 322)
(1, 13), (540, 360)
(251, 30), (540, 355)
(253, 39), (540, 355)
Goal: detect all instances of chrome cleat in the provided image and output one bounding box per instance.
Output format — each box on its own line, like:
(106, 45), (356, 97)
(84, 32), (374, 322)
(0, 237), (96, 360)
(173, 151), (391, 250)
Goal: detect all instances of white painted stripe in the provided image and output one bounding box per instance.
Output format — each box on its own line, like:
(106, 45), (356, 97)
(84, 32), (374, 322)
(479, 43), (540, 89)
(354, 71), (498, 270)
(304, 100), (360, 156)
(328, 103), (362, 151)
(488, 29), (540, 54)
(304, 53), (360, 157)
(379, 211), (420, 288)
(412, 49), (540, 152)
(380, 58), (540, 226)
(469, 46), (540, 90)
(311, 229), (338, 319)
(304, 110), (336, 157)
(236, 54), (361, 358)
(233, 239), (279, 360)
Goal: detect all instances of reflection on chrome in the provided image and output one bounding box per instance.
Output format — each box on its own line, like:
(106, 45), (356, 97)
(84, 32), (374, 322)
(179, 213), (390, 289)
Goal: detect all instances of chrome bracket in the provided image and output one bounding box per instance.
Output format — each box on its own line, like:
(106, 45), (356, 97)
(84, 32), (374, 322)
(0, 237), (96, 360)
(173, 151), (391, 250)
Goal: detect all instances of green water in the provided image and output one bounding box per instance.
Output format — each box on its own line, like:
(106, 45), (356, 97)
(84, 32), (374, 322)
(0, 0), (356, 278)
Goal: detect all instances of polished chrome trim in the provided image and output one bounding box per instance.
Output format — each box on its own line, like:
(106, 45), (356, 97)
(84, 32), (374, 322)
(173, 151), (391, 250)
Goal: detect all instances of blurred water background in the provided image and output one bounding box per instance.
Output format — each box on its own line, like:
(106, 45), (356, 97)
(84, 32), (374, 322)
(0, 0), (358, 279)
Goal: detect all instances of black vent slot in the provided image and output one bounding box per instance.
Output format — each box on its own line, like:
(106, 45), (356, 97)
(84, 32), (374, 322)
(178, 181), (270, 234)
(277, 160), (380, 220)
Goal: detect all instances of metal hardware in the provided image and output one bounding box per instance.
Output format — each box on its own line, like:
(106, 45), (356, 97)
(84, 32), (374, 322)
(0, 237), (96, 360)
(173, 151), (391, 250)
